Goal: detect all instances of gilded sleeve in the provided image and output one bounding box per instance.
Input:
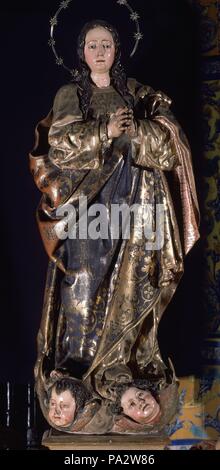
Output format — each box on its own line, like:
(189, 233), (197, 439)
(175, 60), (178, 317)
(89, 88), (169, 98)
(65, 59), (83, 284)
(131, 86), (180, 171)
(48, 84), (105, 170)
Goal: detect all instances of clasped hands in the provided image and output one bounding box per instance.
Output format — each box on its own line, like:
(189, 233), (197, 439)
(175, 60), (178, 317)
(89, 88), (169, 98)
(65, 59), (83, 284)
(107, 107), (137, 139)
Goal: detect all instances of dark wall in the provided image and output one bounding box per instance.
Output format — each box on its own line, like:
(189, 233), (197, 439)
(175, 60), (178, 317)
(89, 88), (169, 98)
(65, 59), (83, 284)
(1, 0), (202, 383)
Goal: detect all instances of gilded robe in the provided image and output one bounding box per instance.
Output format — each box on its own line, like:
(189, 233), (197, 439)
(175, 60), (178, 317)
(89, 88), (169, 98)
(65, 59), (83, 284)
(30, 78), (199, 413)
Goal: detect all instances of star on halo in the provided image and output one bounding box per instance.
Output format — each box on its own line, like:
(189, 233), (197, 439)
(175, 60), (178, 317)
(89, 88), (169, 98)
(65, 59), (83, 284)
(130, 12), (140, 21)
(50, 17), (58, 27)
(48, 38), (55, 47)
(60, 0), (71, 8)
(134, 32), (143, 41)
(56, 57), (64, 65)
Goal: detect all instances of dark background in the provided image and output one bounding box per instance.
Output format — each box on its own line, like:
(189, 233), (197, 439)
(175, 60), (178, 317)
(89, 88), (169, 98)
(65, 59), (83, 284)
(1, 0), (203, 385)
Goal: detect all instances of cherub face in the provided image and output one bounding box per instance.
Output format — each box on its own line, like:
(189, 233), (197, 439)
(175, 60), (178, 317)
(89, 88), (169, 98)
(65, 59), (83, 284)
(48, 389), (76, 427)
(84, 27), (115, 74)
(121, 387), (161, 424)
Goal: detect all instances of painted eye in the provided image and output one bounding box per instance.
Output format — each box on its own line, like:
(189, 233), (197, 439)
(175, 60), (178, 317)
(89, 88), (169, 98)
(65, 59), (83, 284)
(49, 402), (56, 408)
(129, 401), (135, 408)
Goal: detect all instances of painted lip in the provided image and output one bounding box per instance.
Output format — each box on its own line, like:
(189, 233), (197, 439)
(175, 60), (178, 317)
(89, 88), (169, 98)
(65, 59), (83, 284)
(96, 59), (105, 63)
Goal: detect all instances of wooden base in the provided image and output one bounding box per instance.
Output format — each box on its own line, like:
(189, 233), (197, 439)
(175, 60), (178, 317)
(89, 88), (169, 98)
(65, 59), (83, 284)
(42, 429), (170, 450)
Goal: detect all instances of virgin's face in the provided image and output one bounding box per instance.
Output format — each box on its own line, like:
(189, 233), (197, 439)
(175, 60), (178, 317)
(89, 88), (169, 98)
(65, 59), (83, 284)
(84, 26), (115, 74)
(48, 389), (76, 427)
(121, 387), (161, 424)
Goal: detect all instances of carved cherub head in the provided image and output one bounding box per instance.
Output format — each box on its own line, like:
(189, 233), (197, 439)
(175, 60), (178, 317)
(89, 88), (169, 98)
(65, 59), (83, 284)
(120, 386), (161, 425)
(47, 377), (91, 428)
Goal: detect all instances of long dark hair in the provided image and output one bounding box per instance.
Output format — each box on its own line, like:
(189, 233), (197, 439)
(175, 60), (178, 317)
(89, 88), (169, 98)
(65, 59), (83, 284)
(75, 19), (134, 118)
